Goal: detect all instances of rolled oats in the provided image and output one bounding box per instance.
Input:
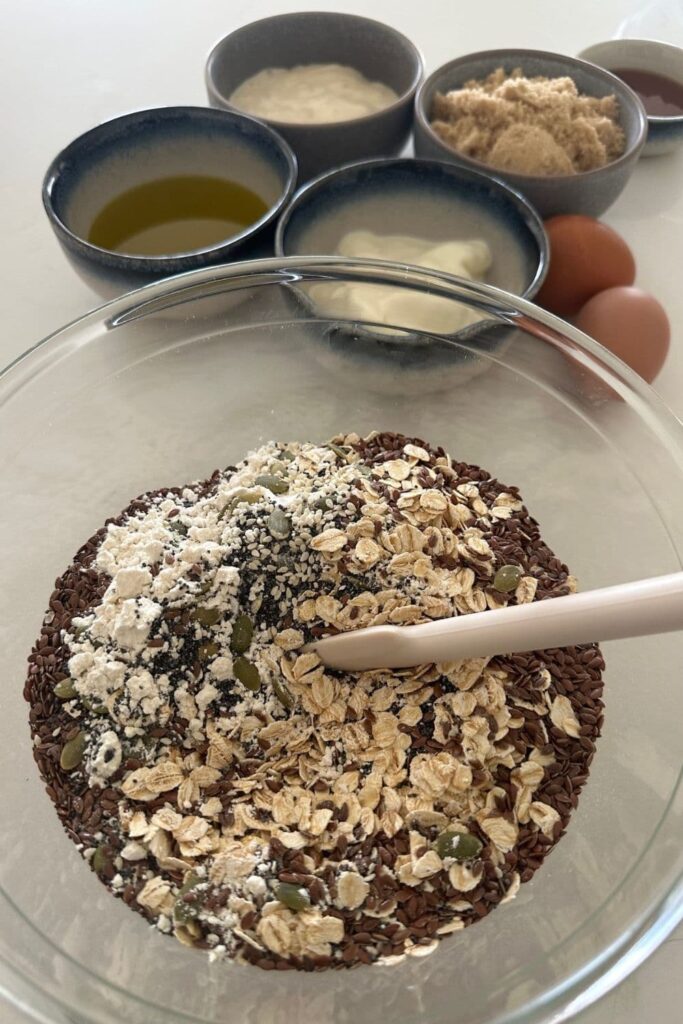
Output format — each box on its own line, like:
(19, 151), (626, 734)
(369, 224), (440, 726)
(26, 431), (604, 973)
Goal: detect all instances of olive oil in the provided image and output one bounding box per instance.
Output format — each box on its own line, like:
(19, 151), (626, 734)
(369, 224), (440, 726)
(87, 175), (269, 256)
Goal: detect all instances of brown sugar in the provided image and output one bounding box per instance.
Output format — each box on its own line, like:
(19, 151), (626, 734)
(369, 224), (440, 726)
(430, 67), (626, 176)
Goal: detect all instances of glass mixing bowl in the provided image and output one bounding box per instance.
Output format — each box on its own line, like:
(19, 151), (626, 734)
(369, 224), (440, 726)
(1, 257), (682, 1024)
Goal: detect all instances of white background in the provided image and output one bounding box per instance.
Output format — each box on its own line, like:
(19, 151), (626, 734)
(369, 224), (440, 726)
(1, 1), (682, 1021)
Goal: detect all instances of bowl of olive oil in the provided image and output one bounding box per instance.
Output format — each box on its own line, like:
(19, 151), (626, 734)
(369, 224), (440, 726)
(42, 106), (297, 296)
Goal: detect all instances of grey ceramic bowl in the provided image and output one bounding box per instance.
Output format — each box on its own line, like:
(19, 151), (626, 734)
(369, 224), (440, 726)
(205, 12), (423, 183)
(42, 106), (297, 297)
(578, 39), (683, 156)
(276, 157), (548, 299)
(414, 49), (648, 218)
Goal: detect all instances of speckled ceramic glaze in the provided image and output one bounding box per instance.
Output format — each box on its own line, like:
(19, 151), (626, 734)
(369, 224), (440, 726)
(276, 157), (548, 301)
(206, 13), (423, 183)
(579, 39), (683, 157)
(42, 106), (297, 296)
(414, 49), (648, 218)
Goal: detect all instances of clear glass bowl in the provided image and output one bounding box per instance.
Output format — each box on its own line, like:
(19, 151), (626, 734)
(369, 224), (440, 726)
(1, 258), (682, 1024)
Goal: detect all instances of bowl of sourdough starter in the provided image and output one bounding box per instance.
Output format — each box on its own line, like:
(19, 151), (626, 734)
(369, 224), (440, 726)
(1, 258), (682, 1024)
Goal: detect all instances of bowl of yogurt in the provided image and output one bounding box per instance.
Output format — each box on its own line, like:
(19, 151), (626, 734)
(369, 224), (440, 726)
(205, 12), (423, 182)
(275, 157), (548, 378)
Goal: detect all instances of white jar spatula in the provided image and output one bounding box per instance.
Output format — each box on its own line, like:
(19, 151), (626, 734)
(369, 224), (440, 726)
(308, 572), (683, 671)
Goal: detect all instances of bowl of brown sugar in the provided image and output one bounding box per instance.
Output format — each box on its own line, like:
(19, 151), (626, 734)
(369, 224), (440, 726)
(414, 49), (647, 217)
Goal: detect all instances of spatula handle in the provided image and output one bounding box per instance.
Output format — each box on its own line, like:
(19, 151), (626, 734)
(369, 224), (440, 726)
(312, 572), (683, 671)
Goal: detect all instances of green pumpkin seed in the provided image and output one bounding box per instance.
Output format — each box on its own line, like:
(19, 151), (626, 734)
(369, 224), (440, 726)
(174, 872), (202, 923)
(198, 641), (219, 662)
(92, 845), (110, 876)
(219, 490), (262, 519)
(434, 830), (483, 862)
(493, 564), (523, 593)
(272, 677), (295, 710)
(60, 731), (86, 771)
(169, 521), (188, 537)
(80, 697), (108, 716)
(275, 882), (310, 912)
(233, 656), (261, 692)
(311, 496), (334, 512)
(54, 679), (77, 700)
(192, 606), (221, 627)
(327, 443), (351, 461)
(230, 614), (254, 654)
(267, 508), (291, 540)
(255, 474), (289, 495)
(278, 449), (295, 462)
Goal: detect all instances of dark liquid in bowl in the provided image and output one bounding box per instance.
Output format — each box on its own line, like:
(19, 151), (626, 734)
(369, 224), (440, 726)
(87, 175), (269, 256)
(612, 68), (683, 117)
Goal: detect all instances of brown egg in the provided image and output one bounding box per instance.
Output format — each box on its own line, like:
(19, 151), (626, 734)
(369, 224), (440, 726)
(537, 215), (636, 316)
(574, 286), (670, 385)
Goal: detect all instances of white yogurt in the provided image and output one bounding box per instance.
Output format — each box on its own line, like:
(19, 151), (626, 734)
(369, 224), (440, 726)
(309, 230), (492, 334)
(229, 64), (398, 124)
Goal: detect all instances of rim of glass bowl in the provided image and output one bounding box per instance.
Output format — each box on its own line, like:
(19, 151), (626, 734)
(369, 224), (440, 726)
(1, 256), (682, 1024)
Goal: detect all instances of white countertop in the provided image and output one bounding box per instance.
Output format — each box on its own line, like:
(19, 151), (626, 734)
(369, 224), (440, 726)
(1, 1), (682, 1021)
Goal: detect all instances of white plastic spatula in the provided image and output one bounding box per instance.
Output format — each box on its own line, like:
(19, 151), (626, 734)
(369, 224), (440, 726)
(308, 572), (683, 671)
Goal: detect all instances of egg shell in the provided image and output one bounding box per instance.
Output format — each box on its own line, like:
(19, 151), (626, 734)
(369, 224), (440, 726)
(574, 286), (670, 388)
(536, 216), (636, 317)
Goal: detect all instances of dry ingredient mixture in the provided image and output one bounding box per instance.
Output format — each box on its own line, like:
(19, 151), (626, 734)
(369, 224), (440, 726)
(430, 68), (626, 175)
(229, 64), (398, 124)
(25, 432), (604, 971)
(309, 231), (491, 334)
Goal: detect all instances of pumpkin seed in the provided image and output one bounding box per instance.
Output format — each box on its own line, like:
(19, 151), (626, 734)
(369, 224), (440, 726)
(434, 830), (483, 862)
(60, 731), (86, 771)
(192, 606), (221, 627)
(327, 443), (351, 461)
(54, 679), (77, 700)
(92, 845), (110, 876)
(266, 508), (291, 540)
(80, 697), (108, 716)
(255, 474), (289, 495)
(233, 656), (261, 692)
(275, 882), (310, 911)
(219, 490), (262, 519)
(272, 677), (295, 709)
(198, 641), (219, 662)
(230, 614), (254, 654)
(311, 496), (334, 512)
(174, 871), (202, 924)
(493, 564), (523, 593)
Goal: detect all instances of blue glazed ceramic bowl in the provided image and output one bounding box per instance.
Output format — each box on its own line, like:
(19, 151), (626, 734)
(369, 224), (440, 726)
(275, 157), (548, 379)
(414, 49), (647, 218)
(579, 39), (683, 157)
(42, 106), (297, 296)
(276, 157), (548, 299)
